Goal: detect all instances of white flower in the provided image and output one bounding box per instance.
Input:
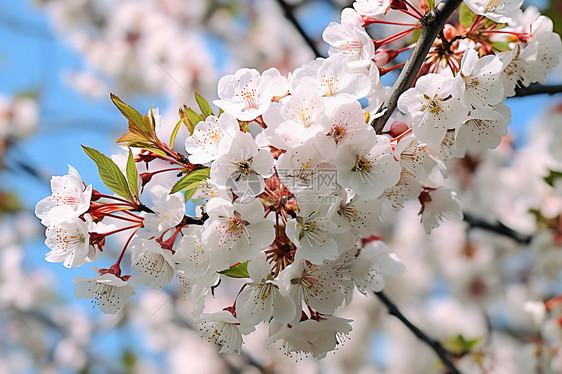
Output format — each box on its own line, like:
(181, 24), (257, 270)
(279, 256), (346, 315)
(201, 198), (275, 267)
(454, 104), (510, 155)
(463, 0), (523, 23)
(196, 311), (243, 354)
(498, 46), (531, 98)
(143, 185), (185, 233)
(353, 0), (392, 16)
(314, 99), (373, 163)
(346, 241), (405, 294)
(44, 217), (98, 268)
(285, 193), (348, 264)
(268, 315), (352, 359)
(184, 113), (239, 164)
(419, 188), (463, 234)
(276, 144), (336, 195)
(323, 9), (376, 73)
(289, 55), (371, 99)
(35, 165), (92, 226)
(130, 238), (175, 289)
(398, 74), (467, 145)
(73, 272), (136, 314)
(394, 134), (438, 180)
(262, 93), (326, 149)
(455, 48), (504, 108)
(174, 226), (221, 287)
(211, 131), (274, 199)
(331, 190), (382, 237)
(520, 16), (562, 85)
(213, 67), (288, 121)
(235, 258), (296, 327)
(335, 133), (400, 200)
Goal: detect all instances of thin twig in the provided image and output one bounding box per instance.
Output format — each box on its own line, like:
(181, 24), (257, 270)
(370, 0), (464, 134)
(275, 0), (324, 58)
(513, 83), (562, 97)
(463, 213), (532, 244)
(374, 291), (462, 374)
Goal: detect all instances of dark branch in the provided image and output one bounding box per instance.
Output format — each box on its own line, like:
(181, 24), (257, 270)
(370, 0), (464, 134)
(275, 0), (324, 59)
(513, 83), (562, 97)
(374, 291), (462, 374)
(463, 213), (532, 244)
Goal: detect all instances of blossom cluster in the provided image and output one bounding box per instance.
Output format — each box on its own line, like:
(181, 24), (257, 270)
(35, 0), (561, 359)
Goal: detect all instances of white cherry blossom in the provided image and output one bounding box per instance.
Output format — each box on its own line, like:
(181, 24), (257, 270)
(455, 48), (504, 108)
(285, 192), (348, 264)
(419, 187), (463, 234)
(455, 104), (510, 155)
(398, 74), (467, 145)
(335, 133), (400, 200)
(35, 165), (92, 226)
(196, 311), (243, 354)
(201, 198), (275, 267)
(353, 0), (392, 16)
(73, 272), (136, 314)
(235, 258), (296, 327)
(184, 113), (239, 165)
(130, 238), (175, 289)
(44, 217), (98, 268)
(463, 0), (523, 23)
(213, 67), (288, 121)
(323, 9), (376, 73)
(268, 315), (352, 359)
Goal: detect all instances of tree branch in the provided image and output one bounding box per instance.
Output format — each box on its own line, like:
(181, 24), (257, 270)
(275, 0), (324, 59)
(463, 213), (532, 244)
(513, 83), (562, 97)
(370, 0), (464, 134)
(374, 291), (462, 374)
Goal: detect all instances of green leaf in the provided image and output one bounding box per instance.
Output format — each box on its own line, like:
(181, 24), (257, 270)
(219, 261), (250, 278)
(195, 92), (214, 118)
(183, 185), (199, 202)
(82, 146), (132, 200)
(185, 107), (203, 128)
(110, 93), (150, 134)
(126, 148), (139, 200)
(121, 350), (136, 371)
(170, 168), (210, 194)
(443, 334), (481, 355)
(544, 170), (562, 187)
(424, 0), (435, 11)
(459, 3), (477, 28)
(169, 119), (183, 148)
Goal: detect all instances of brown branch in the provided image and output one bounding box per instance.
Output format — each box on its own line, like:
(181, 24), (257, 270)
(463, 213), (532, 244)
(370, 0), (464, 134)
(513, 83), (562, 97)
(374, 291), (462, 374)
(275, 0), (324, 59)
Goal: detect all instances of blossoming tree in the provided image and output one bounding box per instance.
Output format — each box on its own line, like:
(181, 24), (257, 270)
(33, 0), (562, 372)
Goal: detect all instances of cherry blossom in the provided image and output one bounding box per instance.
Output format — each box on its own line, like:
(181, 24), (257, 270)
(213, 68), (288, 121)
(35, 165), (92, 226)
(73, 272), (136, 314)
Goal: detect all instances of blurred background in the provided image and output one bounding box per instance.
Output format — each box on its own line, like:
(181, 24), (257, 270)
(1, 0), (562, 373)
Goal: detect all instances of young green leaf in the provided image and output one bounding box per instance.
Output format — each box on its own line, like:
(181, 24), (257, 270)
(110, 94), (150, 135)
(544, 170), (562, 187)
(126, 148), (139, 200)
(194, 92), (214, 118)
(184, 185), (199, 202)
(424, 0), (435, 12)
(82, 145), (132, 200)
(459, 3), (477, 28)
(218, 261), (250, 278)
(185, 107), (204, 128)
(169, 119), (183, 149)
(170, 168), (211, 194)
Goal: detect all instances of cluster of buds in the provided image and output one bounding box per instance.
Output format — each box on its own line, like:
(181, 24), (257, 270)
(35, 0), (561, 359)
